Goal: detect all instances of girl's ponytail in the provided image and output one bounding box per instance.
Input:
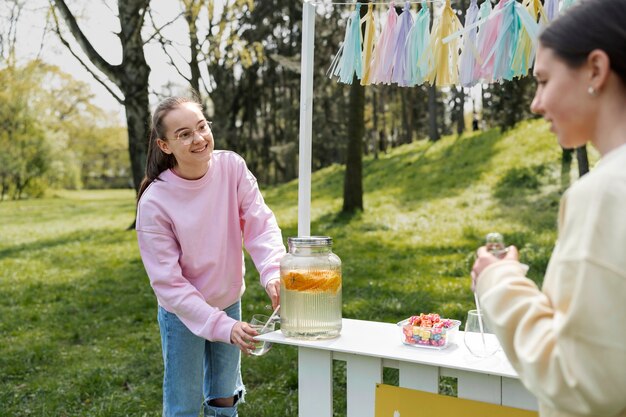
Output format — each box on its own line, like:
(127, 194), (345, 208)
(136, 97), (201, 202)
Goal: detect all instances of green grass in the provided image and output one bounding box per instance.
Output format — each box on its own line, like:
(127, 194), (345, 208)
(0, 120), (596, 416)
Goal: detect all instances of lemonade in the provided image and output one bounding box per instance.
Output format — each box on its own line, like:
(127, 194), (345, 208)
(280, 269), (342, 339)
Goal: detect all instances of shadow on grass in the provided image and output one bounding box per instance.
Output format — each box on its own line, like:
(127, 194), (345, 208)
(0, 228), (135, 260)
(487, 162), (562, 285)
(0, 199), (133, 229)
(288, 128), (504, 211)
(492, 202), (559, 286)
(364, 129), (504, 207)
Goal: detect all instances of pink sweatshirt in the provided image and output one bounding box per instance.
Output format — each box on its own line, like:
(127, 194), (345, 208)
(136, 151), (285, 344)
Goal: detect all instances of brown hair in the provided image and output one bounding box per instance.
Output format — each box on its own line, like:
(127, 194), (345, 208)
(137, 97), (203, 202)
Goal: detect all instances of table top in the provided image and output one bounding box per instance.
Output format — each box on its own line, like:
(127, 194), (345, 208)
(257, 318), (520, 379)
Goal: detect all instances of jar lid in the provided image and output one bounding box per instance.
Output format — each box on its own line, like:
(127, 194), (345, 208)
(288, 236), (332, 246)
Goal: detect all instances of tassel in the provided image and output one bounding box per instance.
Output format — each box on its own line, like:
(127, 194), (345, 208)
(369, 3), (399, 85)
(458, 0), (480, 87)
(475, 0), (501, 83)
(405, 1), (431, 86)
(524, 0), (548, 26)
(492, 0), (520, 81)
(391, 2), (414, 86)
(466, 0), (493, 84)
(544, 0), (559, 21)
(330, 3), (363, 84)
(427, 0), (463, 86)
(484, 0), (539, 82)
(360, 4), (376, 86)
(561, 0), (577, 11)
(511, 0), (543, 77)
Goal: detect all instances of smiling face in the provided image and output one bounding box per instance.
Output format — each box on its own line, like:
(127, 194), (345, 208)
(530, 44), (598, 149)
(157, 102), (215, 179)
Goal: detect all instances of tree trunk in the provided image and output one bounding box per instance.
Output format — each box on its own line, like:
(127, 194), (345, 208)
(342, 0), (366, 213)
(1, 176), (6, 201)
(561, 147), (573, 190)
(428, 84), (439, 141)
(123, 92), (151, 192)
(53, 0), (151, 194)
(456, 86), (465, 135)
(576, 145), (590, 177)
(342, 76), (364, 213)
(118, 2), (151, 193)
(380, 86), (387, 148)
(183, 1), (202, 97)
(401, 89), (411, 144)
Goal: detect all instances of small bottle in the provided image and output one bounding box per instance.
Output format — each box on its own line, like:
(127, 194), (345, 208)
(485, 232), (507, 258)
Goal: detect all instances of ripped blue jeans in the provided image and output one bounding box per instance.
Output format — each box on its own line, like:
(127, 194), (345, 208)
(158, 301), (244, 417)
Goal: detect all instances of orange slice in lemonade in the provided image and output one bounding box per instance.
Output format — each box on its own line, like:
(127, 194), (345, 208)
(282, 270), (341, 293)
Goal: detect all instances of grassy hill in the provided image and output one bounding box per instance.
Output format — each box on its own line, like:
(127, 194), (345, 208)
(0, 119), (595, 416)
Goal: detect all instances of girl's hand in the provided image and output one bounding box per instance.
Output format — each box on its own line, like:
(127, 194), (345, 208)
(471, 245), (519, 291)
(230, 321), (258, 354)
(265, 279), (280, 311)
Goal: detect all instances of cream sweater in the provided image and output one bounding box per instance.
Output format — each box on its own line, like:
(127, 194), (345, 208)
(477, 144), (626, 417)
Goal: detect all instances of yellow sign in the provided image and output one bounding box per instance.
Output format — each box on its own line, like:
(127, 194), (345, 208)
(375, 384), (538, 417)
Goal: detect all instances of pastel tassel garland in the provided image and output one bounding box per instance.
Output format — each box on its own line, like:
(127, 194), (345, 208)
(360, 3), (376, 86)
(511, 0), (543, 77)
(369, 3), (399, 85)
(328, 3), (363, 84)
(544, 0), (559, 21)
(463, 0), (493, 84)
(475, 0), (502, 83)
(405, 1), (431, 86)
(458, 0), (480, 87)
(491, 0), (519, 81)
(326, 0), (546, 88)
(391, 2), (415, 86)
(427, 0), (463, 86)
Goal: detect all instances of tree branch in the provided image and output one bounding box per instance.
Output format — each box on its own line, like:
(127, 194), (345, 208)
(36, 9), (50, 61)
(162, 40), (192, 83)
(51, 0), (121, 85)
(4, 0), (23, 65)
(50, 8), (124, 104)
(146, 8), (191, 84)
(200, 77), (211, 97)
(143, 7), (184, 45)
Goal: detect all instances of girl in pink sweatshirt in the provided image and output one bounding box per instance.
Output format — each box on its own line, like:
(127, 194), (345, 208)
(136, 97), (285, 417)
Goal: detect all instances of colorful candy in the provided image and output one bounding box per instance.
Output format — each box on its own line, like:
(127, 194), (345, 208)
(401, 313), (460, 349)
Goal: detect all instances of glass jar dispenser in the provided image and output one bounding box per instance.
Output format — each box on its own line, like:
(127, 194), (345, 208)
(279, 236), (342, 339)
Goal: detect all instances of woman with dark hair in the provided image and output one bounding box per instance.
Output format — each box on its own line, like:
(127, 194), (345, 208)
(136, 97), (285, 417)
(471, 1), (626, 416)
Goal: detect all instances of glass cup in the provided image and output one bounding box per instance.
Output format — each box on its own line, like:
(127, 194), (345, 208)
(249, 314), (275, 356)
(463, 310), (500, 358)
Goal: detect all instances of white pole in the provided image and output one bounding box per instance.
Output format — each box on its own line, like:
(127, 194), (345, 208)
(297, 0), (316, 237)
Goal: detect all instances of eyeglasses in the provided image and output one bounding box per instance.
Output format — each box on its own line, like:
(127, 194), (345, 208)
(173, 121), (213, 145)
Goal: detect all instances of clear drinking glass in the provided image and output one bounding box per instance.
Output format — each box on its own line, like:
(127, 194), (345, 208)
(249, 314), (275, 356)
(463, 310), (500, 357)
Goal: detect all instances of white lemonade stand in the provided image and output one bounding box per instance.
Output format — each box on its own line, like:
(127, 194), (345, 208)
(258, 2), (540, 416)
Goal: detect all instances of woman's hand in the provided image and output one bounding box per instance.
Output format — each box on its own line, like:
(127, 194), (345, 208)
(265, 279), (280, 311)
(471, 245), (519, 291)
(230, 321), (258, 354)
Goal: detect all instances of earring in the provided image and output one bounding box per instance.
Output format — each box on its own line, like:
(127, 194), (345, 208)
(587, 86), (597, 96)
